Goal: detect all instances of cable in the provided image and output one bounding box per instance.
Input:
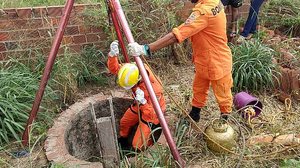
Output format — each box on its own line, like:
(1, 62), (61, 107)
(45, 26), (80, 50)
(140, 55), (300, 160)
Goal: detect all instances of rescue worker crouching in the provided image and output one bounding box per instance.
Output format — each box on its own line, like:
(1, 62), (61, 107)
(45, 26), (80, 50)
(107, 40), (166, 151)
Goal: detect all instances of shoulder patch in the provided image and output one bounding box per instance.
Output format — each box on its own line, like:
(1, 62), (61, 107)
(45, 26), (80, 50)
(185, 11), (202, 25)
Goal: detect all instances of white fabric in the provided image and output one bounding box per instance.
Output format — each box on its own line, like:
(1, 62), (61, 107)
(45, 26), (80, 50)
(108, 40), (119, 57)
(135, 87), (147, 105)
(128, 42), (146, 56)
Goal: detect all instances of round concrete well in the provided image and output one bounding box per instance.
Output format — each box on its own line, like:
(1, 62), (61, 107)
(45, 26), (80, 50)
(45, 93), (132, 168)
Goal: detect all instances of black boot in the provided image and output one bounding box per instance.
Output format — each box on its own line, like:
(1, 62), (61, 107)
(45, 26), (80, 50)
(220, 113), (229, 120)
(189, 106), (201, 122)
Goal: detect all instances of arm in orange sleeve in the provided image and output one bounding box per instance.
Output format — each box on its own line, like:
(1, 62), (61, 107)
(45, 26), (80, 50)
(107, 56), (121, 75)
(172, 10), (208, 43)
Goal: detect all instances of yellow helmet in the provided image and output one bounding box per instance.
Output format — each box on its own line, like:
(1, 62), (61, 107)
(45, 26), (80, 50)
(117, 63), (140, 89)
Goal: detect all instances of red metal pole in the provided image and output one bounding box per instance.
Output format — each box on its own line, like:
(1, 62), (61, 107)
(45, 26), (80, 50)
(111, 0), (184, 167)
(22, 0), (75, 146)
(110, 6), (130, 63)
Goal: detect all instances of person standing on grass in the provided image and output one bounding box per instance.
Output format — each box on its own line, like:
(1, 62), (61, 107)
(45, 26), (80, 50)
(221, 0), (243, 38)
(107, 41), (166, 151)
(237, 0), (266, 43)
(128, 0), (233, 122)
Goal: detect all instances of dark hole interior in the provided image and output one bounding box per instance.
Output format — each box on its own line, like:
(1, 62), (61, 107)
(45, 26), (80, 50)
(65, 97), (133, 162)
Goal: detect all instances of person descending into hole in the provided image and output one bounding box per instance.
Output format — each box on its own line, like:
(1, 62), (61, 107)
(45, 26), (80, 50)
(128, 0), (233, 122)
(107, 40), (166, 151)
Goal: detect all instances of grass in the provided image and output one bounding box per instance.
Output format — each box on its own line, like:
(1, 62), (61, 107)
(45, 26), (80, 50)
(280, 159), (300, 168)
(1, 0), (99, 8)
(230, 40), (278, 92)
(0, 59), (58, 145)
(262, 0), (300, 36)
(145, 58), (300, 168)
(51, 47), (108, 104)
(0, 44), (108, 147)
(1, 0), (299, 167)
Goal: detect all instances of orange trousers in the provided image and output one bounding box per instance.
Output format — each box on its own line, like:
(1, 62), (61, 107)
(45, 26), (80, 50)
(192, 64), (233, 113)
(119, 106), (154, 150)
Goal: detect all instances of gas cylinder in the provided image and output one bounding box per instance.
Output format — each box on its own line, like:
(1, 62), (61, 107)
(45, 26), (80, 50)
(204, 118), (237, 154)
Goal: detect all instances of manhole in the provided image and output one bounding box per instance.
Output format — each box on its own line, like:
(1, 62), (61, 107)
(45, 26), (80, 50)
(45, 93), (132, 168)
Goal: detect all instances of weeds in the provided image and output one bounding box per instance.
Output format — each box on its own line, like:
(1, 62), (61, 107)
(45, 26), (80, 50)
(0, 44), (108, 146)
(50, 47), (108, 104)
(0, 60), (57, 145)
(230, 40), (278, 92)
(262, 0), (300, 36)
(1, 0), (99, 8)
(280, 159), (300, 168)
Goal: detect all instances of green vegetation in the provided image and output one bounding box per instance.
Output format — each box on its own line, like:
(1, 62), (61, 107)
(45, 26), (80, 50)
(0, 45), (107, 146)
(1, 0), (99, 8)
(280, 159), (300, 168)
(262, 0), (300, 36)
(0, 60), (57, 145)
(50, 47), (108, 103)
(120, 120), (188, 167)
(123, 0), (181, 58)
(231, 40), (278, 92)
(82, 0), (185, 59)
(0, 0), (299, 167)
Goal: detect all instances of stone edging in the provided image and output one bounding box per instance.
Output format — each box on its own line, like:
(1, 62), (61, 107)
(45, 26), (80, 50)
(44, 93), (109, 168)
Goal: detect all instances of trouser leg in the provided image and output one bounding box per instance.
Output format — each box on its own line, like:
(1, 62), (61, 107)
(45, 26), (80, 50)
(119, 106), (139, 138)
(211, 73), (233, 114)
(192, 68), (210, 108)
(132, 122), (152, 150)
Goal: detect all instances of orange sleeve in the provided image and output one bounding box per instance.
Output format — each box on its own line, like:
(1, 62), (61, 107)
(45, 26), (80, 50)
(107, 57), (121, 75)
(172, 10), (208, 43)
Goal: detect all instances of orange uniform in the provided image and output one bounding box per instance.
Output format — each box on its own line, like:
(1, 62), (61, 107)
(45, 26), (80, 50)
(172, 0), (233, 113)
(107, 57), (166, 149)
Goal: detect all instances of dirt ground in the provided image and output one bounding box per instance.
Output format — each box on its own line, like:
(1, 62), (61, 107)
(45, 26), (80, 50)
(0, 59), (300, 168)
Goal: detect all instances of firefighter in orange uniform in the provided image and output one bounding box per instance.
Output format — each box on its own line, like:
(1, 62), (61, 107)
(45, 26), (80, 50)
(128, 0), (233, 122)
(107, 41), (166, 150)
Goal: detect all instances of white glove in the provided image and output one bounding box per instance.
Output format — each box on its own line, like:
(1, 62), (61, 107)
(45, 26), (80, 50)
(135, 87), (147, 105)
(128, 42), (149, 56)
(108, 40), (119, 57)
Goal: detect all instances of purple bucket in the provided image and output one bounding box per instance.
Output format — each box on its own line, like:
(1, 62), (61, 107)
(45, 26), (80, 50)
(234, 92), (263, 119)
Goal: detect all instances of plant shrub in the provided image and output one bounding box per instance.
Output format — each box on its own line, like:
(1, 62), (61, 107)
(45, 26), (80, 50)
(50, 47), (108, 104)
(262, 0), (300, 36)
(231, 40), (278, 92)
(0, 61), (57, 145)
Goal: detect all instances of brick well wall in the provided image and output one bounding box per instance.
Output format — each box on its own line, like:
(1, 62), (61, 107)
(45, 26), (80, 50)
(0, 4), (107, 60)
(0, 1), (253, 60)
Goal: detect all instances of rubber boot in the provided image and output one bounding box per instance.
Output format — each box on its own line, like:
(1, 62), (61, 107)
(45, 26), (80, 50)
(189, 106), (201, 122)
(118, 137), (130, 150)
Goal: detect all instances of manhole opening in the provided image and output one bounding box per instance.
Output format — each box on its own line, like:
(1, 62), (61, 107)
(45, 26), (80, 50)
(65, 97), (132, 162)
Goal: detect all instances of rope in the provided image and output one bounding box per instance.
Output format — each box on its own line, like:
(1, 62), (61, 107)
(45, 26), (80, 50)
(139, 55), (300, 159)
(140, 56), (238, 154)
(243, 107), (256, 128)
(284, 98), (292, 112)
